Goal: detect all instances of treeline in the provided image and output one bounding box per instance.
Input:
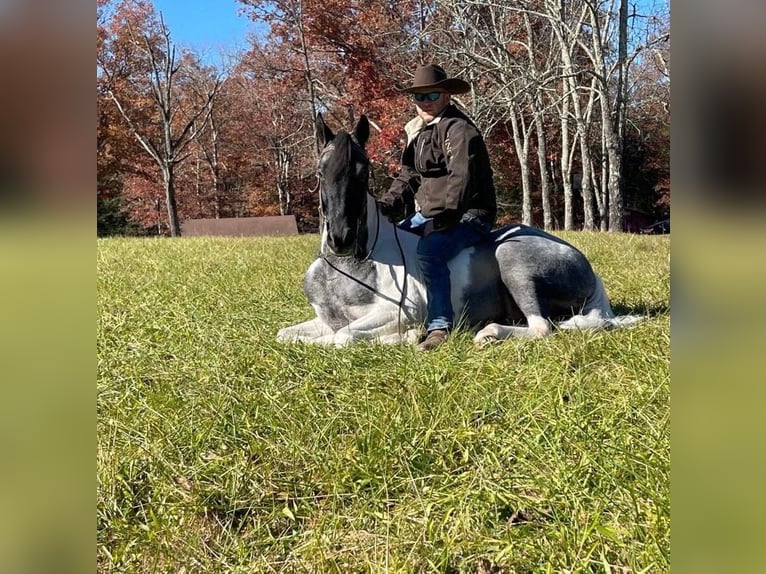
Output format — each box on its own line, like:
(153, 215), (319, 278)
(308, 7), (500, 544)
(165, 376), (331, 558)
(97, 0), (669, 236)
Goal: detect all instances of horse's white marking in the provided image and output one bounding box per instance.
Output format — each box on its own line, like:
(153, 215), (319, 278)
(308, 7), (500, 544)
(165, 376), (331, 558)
(474, 314), (551, 345)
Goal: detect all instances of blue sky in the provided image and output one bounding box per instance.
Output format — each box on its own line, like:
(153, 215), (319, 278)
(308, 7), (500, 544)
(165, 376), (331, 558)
(151, 0), (261, 66)
(150, 0), (667, 68)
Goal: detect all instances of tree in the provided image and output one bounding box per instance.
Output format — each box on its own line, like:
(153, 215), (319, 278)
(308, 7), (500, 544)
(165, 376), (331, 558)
(97, 0), (221, 236)
(97, 195), (141, 236)
(575, 0), (668, 230)
(96, 0), (669, 234)
(425, 0), (554, 226)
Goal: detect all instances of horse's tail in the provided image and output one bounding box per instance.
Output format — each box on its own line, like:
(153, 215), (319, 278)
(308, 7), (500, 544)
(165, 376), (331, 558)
(557, 274), (644, 331)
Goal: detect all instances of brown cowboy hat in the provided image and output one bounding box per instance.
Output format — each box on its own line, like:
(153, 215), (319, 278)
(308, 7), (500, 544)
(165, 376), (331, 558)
(398, 63), (470, 94)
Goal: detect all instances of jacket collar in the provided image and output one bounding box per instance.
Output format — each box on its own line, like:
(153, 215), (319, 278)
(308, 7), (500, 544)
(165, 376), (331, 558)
(403, 116), (425, 145)
(403, 105), (457, 145)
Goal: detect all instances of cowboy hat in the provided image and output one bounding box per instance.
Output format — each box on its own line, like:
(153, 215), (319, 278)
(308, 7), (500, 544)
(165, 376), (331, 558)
(398, 63), (470, 94)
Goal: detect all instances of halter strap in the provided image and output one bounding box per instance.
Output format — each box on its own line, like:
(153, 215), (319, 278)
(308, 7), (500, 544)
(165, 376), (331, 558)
(315, 138), (409, 337)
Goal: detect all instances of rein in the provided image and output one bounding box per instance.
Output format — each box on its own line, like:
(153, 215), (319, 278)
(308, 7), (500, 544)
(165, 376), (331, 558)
(358, 167), (381, 262)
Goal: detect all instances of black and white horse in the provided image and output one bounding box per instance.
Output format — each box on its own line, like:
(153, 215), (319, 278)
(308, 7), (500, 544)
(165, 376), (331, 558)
(277, 114), (640, 347)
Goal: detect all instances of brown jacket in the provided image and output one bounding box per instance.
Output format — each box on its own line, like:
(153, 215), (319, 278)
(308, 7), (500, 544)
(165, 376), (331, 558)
(382, 104), (497, 227)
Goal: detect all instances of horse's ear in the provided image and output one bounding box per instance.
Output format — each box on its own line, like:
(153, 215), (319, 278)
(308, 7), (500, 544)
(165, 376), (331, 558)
(316, 113), (334, 150)
(354, 115), (370, 148)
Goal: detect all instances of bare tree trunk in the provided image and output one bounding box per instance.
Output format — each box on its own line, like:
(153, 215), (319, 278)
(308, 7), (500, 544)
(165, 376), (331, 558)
(598, 132), (609, 231)
(162, 165), (181, 236)
(509, 106), (533, 226)
(295, 0), (319, 155)
(534, 110), (553, 230)
(605, 119), (623, 231)
(209, 115), (221, 219)
(607, 0), (628, 232)
(560, 95), (574, 230)
(275, 149), (292, 216)
(284, 155), (292, 215)
(194, 152), (202, 217)
(578, 78), (597, 231)
(578, 132), (595, 230)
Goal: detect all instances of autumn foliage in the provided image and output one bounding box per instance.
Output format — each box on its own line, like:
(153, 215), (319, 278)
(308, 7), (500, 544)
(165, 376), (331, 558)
(97, 0), (670, 235)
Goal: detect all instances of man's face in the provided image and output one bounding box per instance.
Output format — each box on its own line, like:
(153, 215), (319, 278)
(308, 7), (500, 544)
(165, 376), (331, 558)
(414, 91), (450, 123)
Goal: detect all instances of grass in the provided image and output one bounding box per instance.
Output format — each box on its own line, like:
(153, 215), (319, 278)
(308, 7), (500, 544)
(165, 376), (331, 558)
(97, 232), (670, 573)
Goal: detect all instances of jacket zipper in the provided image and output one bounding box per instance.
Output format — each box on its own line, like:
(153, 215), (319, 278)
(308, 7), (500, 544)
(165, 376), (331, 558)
(417, 129), (428, 173)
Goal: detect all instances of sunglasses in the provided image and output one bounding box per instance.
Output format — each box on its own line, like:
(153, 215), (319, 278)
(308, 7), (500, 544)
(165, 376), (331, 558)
(413, 92), (443, 102)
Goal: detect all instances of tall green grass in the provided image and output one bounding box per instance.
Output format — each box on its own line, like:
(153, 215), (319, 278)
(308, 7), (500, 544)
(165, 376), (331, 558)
(97, 232), (669, 572)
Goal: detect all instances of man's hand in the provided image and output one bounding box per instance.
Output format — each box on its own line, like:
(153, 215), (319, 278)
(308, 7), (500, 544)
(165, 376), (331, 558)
(423, 209), (459, 235)
(376, 198), (404, 222)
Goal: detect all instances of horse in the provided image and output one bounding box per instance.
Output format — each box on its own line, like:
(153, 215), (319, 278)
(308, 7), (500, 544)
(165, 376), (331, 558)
(277, 114), (640, 347)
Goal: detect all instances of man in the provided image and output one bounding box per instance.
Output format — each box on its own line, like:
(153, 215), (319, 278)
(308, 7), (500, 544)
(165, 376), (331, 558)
(379, 63), (497, 351)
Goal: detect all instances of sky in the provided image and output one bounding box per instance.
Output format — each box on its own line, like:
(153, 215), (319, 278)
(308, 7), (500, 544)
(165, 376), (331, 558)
(149, 0), (667, 68)
(150, 0), (260, 66)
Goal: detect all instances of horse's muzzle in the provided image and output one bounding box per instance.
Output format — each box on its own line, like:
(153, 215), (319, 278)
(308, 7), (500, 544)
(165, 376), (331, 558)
(326, 229), (355, 257)
(327, 245), (354, 257)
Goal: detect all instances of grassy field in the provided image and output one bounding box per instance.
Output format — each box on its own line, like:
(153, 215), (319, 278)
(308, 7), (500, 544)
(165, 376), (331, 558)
(97, 232), (669, 573)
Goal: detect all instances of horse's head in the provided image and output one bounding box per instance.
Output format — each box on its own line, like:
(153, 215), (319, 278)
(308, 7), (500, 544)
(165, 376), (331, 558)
(316, 113), (371, 258)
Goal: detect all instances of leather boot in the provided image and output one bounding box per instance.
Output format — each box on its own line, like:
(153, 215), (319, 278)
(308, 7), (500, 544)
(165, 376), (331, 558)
(417, 329), (449, 351)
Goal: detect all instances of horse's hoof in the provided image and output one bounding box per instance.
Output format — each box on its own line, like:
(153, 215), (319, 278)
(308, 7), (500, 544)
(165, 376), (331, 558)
(474, 335), (499, 348)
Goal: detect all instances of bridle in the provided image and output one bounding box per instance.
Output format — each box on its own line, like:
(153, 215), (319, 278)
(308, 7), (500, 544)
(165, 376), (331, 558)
(316, 138), (380, 262)
(315, 136), (410, 335)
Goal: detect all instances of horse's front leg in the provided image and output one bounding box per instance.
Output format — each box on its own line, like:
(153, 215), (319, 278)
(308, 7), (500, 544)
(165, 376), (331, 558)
(333, 307), (420, 346)
(277, 317), (335, 344)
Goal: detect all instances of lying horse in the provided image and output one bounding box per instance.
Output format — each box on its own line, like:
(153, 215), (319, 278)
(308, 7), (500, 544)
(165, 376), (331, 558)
(277, 114), (640, 347)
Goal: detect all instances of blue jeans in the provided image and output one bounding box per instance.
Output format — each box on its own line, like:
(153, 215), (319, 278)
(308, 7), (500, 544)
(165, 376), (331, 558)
(416, 219), (489, 332)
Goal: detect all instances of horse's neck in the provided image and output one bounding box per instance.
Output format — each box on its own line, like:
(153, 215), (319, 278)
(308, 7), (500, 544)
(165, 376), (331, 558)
(365, 193), (378, 254)
(365, 192), (390, 256)
(365, 193), (416, 264)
